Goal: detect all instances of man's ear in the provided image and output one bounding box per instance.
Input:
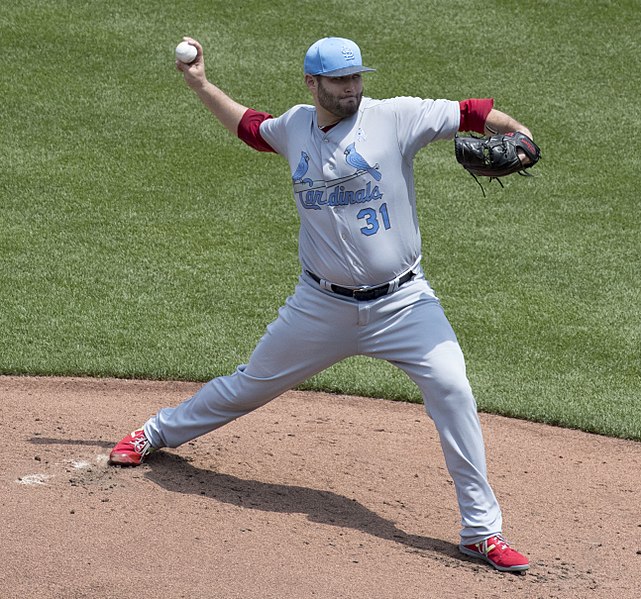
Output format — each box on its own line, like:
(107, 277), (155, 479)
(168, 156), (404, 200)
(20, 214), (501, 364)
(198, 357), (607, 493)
(304, 74), (317, 93)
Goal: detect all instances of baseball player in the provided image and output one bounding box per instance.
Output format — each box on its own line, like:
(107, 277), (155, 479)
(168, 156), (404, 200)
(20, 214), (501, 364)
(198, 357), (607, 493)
(110, 36), (533, 572)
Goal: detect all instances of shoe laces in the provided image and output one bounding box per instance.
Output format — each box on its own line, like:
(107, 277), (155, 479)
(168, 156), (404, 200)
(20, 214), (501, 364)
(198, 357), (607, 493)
(130, 431), (152, 456)
(479, 534), (510, 555)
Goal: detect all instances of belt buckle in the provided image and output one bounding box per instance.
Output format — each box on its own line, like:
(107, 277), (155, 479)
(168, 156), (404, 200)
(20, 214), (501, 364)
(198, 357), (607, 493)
(353, 284), (388, 301)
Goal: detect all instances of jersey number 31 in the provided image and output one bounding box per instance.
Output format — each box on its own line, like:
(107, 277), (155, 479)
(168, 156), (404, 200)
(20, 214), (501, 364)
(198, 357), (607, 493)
(357, 203), (391, 236)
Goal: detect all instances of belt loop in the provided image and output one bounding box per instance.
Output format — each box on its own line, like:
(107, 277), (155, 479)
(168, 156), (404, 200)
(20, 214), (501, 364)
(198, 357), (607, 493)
(319, 278), (333, 292)
(306, 270), (333, 292)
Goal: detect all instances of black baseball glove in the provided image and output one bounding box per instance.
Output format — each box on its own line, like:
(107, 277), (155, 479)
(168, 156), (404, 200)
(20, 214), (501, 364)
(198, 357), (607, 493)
(454, 132), (541, 193)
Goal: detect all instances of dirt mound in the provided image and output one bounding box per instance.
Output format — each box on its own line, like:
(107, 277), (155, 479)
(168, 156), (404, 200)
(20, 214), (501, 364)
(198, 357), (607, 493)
(2, 376), (639, 598)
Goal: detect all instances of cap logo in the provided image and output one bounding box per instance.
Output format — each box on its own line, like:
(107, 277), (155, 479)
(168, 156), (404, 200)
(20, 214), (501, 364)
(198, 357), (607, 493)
(341, 46), (356, 62)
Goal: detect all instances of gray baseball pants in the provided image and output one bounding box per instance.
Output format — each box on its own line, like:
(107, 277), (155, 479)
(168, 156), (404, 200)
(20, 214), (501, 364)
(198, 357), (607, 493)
(144, 271), (502, 543)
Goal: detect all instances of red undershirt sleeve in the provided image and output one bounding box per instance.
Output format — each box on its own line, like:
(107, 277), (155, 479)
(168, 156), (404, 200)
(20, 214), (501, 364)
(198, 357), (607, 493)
(458, 98), (494, 134)
(237, 108), (276, 152)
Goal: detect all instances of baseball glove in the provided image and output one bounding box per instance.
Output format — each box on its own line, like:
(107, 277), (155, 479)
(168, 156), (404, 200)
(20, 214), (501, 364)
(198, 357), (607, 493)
(454, 132), (541, 194)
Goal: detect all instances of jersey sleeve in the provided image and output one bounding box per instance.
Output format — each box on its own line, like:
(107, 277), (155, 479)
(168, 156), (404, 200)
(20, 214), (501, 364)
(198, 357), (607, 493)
(458, 98), (494, 134)
(391, 97), (461, 158)
(237, 109), (276, 152)
(258, 104), (314, 157)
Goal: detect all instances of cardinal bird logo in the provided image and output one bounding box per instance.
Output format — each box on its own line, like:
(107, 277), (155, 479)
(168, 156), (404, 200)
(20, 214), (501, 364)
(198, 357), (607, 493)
(344, 143), (381, 181)
(292, 151), (313, 187)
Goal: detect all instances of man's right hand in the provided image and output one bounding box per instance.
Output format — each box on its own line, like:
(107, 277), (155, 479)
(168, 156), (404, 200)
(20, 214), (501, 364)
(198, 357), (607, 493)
(176, 37), (207, 91)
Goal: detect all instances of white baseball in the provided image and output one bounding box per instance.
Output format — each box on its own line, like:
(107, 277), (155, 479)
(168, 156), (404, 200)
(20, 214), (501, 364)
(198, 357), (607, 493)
(175, 41), (197, 64)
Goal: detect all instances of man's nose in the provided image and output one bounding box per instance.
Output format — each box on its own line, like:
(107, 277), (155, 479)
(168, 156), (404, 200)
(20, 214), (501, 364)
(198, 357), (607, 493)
(343, 81), (355, 93)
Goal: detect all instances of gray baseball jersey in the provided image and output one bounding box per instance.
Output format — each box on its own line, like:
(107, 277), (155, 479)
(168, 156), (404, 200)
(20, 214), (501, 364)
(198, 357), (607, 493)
(259, 96), (459, 287)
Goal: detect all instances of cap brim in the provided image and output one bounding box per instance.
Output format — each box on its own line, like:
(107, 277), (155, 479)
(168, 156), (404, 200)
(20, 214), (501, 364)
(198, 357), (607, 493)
(308, 66), (376, 77)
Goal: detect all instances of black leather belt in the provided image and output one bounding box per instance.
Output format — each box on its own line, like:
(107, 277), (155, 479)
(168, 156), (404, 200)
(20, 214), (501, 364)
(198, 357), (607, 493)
(306, 270), (415, 301)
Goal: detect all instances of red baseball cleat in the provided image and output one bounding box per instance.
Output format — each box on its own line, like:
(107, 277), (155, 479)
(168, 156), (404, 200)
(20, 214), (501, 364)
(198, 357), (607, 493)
(109, 429), (156, 466)
(459, 534), (529, 572)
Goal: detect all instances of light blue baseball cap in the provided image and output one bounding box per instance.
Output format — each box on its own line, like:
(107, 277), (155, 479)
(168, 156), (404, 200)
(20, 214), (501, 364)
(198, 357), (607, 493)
(304, 37), (376, 77)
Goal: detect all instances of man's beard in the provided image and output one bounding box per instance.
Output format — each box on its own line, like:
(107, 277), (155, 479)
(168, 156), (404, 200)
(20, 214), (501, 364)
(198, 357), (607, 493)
(317, 79), (362, 119)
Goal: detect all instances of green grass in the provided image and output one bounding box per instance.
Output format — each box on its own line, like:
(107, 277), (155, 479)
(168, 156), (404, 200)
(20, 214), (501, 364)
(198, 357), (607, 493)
(1, 0), (640, 440)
